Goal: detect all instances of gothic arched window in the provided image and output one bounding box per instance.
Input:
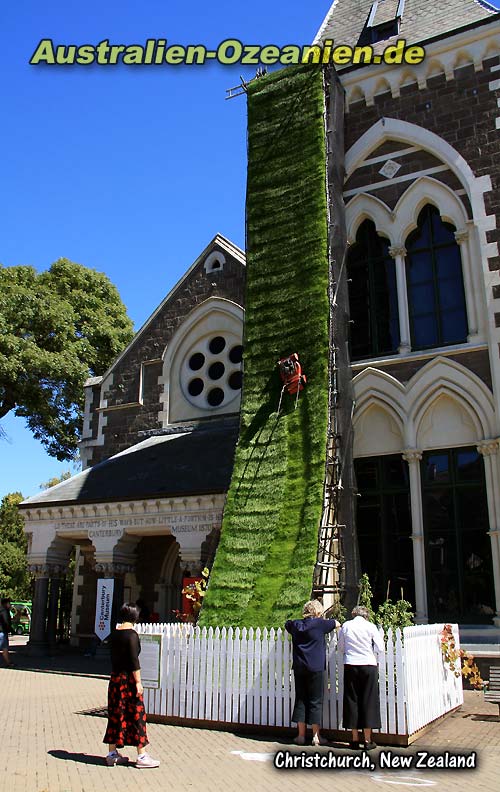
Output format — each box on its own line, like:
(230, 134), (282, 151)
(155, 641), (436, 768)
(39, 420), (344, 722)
(405, 205), (468, 350)
(347, 219), (400, 360)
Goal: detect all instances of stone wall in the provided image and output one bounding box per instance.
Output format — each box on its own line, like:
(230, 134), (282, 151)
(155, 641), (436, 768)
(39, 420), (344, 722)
(85, 243), (245, 465)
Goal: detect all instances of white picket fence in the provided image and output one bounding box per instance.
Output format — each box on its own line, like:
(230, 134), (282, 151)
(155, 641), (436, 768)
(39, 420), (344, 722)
(137, 622), (463, 738)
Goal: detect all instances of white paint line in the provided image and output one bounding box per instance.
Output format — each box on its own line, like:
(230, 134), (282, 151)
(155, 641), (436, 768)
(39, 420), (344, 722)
(343, 166), (449, 197)
(371, 774), (436, 787)
(230, 750), (274, 763)
(361, 147), (419, 168)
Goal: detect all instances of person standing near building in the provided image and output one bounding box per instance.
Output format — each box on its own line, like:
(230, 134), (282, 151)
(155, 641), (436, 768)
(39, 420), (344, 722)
(103, 602), (160, 768)
(337, 605), (385, 750)
(285, 599), (339, 746)
(0, 597), (13, 667)
(135, 599), (151, 624)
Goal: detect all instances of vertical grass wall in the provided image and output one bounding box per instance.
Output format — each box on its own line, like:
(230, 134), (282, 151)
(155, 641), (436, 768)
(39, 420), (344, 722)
(199, 65), (330, 628)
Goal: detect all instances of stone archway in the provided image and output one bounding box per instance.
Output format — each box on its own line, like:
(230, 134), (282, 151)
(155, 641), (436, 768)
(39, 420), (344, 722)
(154, 537), (183, 621)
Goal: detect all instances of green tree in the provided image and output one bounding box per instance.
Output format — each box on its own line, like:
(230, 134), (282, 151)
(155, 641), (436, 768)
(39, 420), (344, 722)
(40, 471), (72, 490)
(0, 492), (26, 549)
(0, 492), (31, 599)
(0, 259), (134, 460)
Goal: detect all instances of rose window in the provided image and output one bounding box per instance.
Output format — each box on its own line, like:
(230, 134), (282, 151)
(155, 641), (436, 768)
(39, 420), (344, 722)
(181, 334), (243, 410)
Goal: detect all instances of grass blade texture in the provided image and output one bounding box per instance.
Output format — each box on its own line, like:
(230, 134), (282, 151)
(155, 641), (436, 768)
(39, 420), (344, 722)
(200, 65), (330, 628)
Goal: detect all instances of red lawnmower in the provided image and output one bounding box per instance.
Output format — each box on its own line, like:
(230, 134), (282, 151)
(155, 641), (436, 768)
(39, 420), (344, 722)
(277, 353), (307, 413)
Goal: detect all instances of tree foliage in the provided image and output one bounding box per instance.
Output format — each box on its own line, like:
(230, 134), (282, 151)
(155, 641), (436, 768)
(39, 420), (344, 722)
(0, 259), (134, 459)
(40, 471), (72, 490)
(0, 492), (31, 599)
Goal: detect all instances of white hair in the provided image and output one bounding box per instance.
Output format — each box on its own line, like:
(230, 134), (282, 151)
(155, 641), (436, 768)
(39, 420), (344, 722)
(302, 599), (324, 619)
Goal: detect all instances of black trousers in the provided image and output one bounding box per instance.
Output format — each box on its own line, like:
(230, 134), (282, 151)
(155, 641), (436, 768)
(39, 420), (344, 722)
(292, 670), (324, 725)
(343, 664), (381, 729)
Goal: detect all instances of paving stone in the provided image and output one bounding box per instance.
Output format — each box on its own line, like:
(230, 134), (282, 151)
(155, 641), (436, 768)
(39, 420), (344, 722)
(0, 645), (499, 791)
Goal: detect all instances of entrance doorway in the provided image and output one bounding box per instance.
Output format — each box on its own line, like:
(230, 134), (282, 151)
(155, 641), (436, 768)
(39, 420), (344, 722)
(422, 447), (495, 623)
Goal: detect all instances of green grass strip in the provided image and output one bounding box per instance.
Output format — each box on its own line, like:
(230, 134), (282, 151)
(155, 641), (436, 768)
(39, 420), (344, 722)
(200, 65), (329, 628)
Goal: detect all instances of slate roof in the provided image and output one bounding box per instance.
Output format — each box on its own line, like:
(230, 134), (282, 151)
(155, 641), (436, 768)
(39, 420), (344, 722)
(315, 0), (498, 47)
(20, 420), (239, 507)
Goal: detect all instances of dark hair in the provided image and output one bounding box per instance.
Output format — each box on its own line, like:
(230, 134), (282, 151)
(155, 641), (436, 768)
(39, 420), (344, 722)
(119, 602), (140, 624)
(1, 598), (11, 607)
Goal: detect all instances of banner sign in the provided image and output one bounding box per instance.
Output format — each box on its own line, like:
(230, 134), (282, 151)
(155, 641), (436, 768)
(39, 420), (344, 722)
(95, 578), (114, 642)
(139, 633), (162, 689)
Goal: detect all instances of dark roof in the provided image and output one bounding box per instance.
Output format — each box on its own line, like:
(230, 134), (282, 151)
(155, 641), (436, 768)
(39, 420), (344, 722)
(20, 421), (239, 507)
(315, 0), (498, 47)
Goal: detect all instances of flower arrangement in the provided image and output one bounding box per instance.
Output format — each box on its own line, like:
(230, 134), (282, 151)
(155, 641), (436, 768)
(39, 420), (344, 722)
(172, 567), (210, 624)
(182, 567), (209, 614)
(440, 623), (484, 690)
(171, 609), (194, 624)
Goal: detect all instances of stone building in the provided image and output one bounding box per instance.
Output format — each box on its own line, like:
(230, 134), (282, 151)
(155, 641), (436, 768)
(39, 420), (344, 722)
(20, 0), (500, 648)
(19, 235), (246, 650)
(315, 0), (500, 630)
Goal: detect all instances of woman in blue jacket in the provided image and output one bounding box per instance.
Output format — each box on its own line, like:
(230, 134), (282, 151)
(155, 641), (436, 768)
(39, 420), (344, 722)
(285, 600), (339, 746)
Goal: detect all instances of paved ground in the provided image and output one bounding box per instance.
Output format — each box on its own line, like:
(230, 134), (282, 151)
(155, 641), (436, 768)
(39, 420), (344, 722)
(1, 636), (499, 792)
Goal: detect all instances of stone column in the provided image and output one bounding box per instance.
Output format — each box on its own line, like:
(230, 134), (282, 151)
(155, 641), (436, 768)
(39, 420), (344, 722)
(46, 568), (66, 654)
(477, 439), (500, 627)
(27, 566), (50, 655)
(402, 449), (428, 624)
(389, 245), (411, 354)
(455, 228), (479, 342)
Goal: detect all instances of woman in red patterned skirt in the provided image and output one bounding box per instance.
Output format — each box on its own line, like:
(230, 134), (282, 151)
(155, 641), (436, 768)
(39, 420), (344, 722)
(103, 602), (160, 768)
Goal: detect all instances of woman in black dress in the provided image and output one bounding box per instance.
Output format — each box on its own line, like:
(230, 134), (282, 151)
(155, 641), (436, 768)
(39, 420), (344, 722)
(285, 599), (339, 746)
(103, 602), (160, 768)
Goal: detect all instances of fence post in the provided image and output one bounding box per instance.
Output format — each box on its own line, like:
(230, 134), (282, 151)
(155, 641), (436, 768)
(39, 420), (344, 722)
(247, 627), (255, 724)
(239, 627), (248, 724)
(395, 627), (406, 735)
(233, 628), (241, 723)
(254, 627), (262, 725)
(283, 629), (291, 727)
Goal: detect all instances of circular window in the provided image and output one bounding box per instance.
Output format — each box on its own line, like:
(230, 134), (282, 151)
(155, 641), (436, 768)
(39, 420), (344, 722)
(188, 378), (204, 397)
(207, 388), (225, 407)
(229, 345), (243, 364)
(208, 361), (225, 380)
(189, 352), (205, 371)
(228, 371), (242, 390)
(181, 332), (243, 411)
(209, 336), (226, 354)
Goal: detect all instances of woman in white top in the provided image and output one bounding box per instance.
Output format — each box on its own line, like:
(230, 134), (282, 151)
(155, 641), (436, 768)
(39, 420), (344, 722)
(337, 605), (385, 751)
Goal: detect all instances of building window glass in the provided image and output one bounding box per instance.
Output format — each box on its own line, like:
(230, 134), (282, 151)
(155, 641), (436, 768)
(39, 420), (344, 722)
(422, 447), (494, 623)
(347, 220), (400, 360)
(354, 455), (414, 608)
(406, 205), (468, 350)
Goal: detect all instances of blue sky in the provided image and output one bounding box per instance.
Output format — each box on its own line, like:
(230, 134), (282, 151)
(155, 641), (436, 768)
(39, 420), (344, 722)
(0, 0), (333, 499)
(1, 1), (500, 500)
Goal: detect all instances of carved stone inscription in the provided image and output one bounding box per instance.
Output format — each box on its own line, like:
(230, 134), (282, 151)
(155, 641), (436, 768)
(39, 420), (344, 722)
(58, 511), (223, 536)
